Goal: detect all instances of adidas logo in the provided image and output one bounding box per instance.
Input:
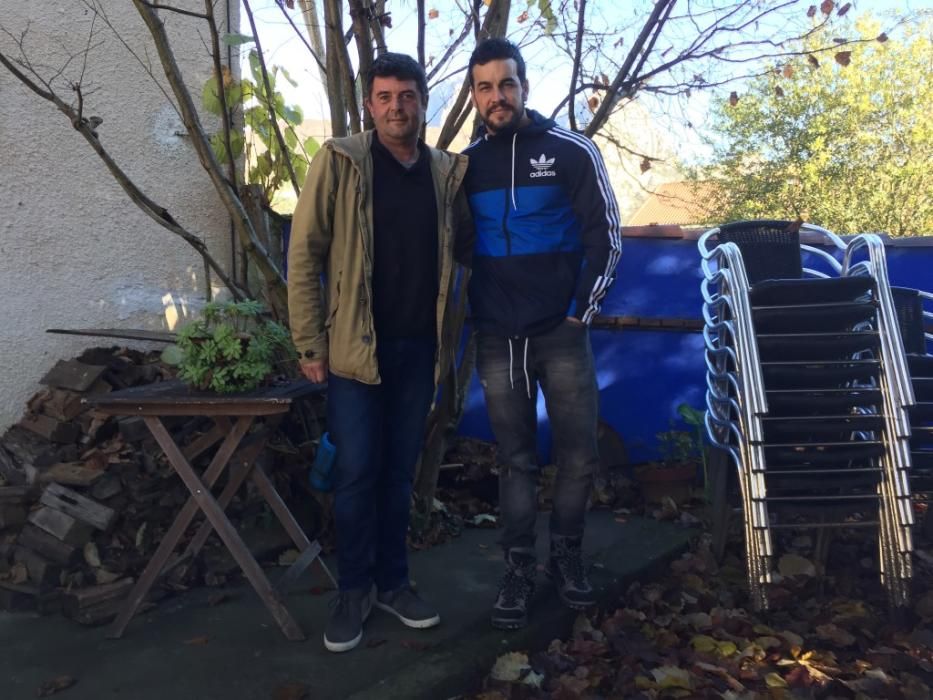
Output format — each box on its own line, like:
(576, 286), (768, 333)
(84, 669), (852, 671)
(529, 153), (556, 178)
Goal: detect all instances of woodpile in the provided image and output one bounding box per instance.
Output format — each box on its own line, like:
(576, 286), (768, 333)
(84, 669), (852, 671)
(0, 346), (312, 625)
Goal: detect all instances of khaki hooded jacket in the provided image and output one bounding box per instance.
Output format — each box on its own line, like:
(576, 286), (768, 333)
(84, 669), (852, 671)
(287, 130), (472, 388)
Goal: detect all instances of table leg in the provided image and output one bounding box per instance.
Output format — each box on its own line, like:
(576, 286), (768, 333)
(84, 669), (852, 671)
(144, 416), (305, 641)
(179, 433), (270, 564)
(251, 466), (336, 587)
(107, 416), (253, 639)
(182, 417), (231, 462)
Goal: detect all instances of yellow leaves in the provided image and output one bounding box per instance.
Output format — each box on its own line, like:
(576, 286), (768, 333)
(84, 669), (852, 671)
(650, 665), (693, 690)
(765, 672), (788, 688)
(835, 51), (852, 66)
(690, 635), (718, 653)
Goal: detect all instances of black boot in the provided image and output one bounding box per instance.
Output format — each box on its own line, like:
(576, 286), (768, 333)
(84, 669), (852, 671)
(547, 535), (595, 610)
(491, 548), (536, 630)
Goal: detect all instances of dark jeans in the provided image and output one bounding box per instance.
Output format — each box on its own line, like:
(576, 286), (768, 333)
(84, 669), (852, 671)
(327, 337), (436, 592)
(477, 321), (600, 553)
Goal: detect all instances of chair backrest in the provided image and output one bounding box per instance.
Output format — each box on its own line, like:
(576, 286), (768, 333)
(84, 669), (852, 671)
(717, 220), (803, 285)
(891, 286), (927, 355)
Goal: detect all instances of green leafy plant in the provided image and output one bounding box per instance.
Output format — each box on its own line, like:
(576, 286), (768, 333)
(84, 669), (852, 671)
(201, 39), (319, 204)
(173, 301), (296, 393)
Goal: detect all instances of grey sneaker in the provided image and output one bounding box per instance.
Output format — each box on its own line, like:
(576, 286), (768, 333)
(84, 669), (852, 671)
(375, 584), (440, 629)
(324, 586), (373, 653)
(491, 548), (536, 630)
(547, 535), (595, 610)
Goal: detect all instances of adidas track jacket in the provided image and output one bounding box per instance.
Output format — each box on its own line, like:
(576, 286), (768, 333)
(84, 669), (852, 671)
(463, 109), (622, 338)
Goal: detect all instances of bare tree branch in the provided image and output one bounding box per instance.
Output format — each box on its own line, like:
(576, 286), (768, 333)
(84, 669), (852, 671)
(204, 0), (238, 193)
(132, 0), (287, 316)
(0, 47), (245, 300)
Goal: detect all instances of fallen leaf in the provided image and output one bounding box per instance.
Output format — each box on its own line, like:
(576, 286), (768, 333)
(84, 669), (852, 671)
(183, 635), (209, 646)
(816, 623), (856, 646)
(278, 549), (300, 566)
(271, 681), (310, 700)
(490, 651), (533, 682)
(765, 671), (788, 688)
(36, 676), (76, 697)
(651, 665), (692, 690)
(834, 51), (852, 66)
(83, 542), (101, 569)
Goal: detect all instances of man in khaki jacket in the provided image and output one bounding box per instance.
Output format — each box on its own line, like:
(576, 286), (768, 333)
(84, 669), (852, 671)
(287, 53), (471, 653)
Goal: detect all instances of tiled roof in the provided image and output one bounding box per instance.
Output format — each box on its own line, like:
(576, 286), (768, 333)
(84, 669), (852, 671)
(627, 181), (720, 226)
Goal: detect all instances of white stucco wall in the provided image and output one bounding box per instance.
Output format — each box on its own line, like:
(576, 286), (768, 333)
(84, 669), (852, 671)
(0, 2), (238, 430)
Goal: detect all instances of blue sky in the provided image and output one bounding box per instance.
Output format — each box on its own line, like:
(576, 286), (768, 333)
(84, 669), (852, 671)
(246, 0), (931, 154)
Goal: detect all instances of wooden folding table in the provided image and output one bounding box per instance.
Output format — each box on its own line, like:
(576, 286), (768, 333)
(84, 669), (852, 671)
(84, 379), (333, 641)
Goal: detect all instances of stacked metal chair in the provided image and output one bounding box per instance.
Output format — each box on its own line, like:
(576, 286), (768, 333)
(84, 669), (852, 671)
(892, 288), (933, 522)
(699, 220), (915, 610)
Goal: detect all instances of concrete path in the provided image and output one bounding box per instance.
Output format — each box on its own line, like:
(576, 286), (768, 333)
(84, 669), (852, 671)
(0, 512), (692, 700)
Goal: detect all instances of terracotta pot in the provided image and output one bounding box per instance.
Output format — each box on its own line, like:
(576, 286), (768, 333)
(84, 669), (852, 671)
(633, 462), (696, 504)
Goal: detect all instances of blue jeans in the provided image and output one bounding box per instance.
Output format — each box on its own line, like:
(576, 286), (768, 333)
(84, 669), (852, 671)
(327, 337), (436, 592)
(476, 320), (600, 552)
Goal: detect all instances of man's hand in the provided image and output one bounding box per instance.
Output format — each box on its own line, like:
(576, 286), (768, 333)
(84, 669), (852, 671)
(300, 359), (328, 384)
(565, 316), (585, 326)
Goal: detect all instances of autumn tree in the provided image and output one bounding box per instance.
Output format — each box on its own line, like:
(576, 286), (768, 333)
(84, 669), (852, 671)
(694, 17), (933, 236)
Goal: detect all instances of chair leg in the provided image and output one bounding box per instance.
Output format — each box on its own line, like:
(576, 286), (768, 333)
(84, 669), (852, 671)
(708, 447), (731, 563)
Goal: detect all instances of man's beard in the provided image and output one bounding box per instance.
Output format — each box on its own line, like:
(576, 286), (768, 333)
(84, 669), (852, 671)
(483, 104), (523, 134)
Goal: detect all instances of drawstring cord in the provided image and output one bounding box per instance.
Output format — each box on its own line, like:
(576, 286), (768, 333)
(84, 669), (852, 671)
(506, 337), (532, 399)
(510, 132), (517, 210)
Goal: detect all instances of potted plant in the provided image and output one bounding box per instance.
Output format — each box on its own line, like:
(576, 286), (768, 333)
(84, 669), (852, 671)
(634, 403), (708, 504)
(168, 300), (296, 393)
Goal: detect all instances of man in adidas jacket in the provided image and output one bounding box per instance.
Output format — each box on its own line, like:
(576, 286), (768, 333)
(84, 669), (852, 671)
(463, 38), (622, 630)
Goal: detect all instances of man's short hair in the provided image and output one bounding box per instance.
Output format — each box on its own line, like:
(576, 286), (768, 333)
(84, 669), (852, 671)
(468, 38), (526, 86)
(366, 53), (428, 101)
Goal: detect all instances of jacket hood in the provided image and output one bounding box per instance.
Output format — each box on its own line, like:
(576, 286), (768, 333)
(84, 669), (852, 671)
(476, 108), (556, 140)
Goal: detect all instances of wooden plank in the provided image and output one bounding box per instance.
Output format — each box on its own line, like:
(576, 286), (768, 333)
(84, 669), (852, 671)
(0, 485), (30, 504)
(16, 524), (79, 566)
(18, 413), (80, 445)
(0, 503), (27, 529)
(40, 483), (116, 531)
(46, 328), (177, 344)
(40, 360), (108, 392)
(0, 581), (40, 612)
(27, 506), (95, 546)
(13, 546), (63, 587)
(62, 579), (134, 616)
(0, 445), (27, 485)
(39, 463), (105, 488)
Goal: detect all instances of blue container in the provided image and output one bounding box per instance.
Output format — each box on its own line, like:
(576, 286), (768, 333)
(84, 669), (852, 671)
(309, 432), (336, 492)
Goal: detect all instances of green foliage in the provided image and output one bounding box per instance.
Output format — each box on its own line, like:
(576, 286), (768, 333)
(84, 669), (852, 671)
(201, 48), (319, 204)
(175, 301), (296, 394)
(695, 19), (932, 236)
(655, 403), (709, 469)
